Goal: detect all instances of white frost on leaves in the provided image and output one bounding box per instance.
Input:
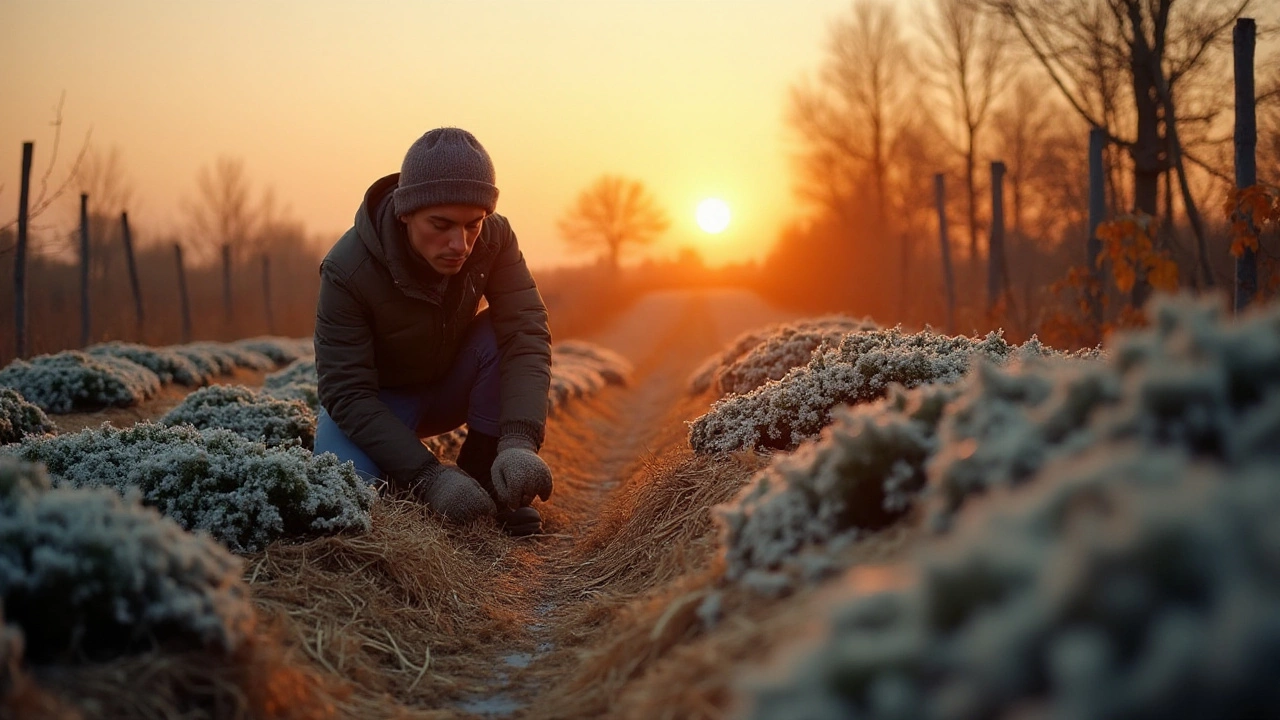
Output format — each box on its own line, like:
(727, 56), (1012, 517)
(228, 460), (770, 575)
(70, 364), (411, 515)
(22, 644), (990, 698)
(262, 358), (320, 411)
(232, 336), (314, 366)
(688, 316), (876, 397)
(549, 340), (632, 413)
(715, 382), (961, 583)
(3, 422), (374, 553)
(180, 342), (275, 373)
(746, 448), (1280, 720)
(0, 351), (162, 414)
(88, 341), (213, 386)
(690, 326), (1023, 454)
(0, 455), (255, 662)
(162, 384), (316, 449)
(0, 387), (57, 444)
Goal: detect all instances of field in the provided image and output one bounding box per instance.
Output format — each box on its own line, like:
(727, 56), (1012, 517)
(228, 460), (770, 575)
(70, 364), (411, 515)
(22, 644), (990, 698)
(3, 287), (1279, 719)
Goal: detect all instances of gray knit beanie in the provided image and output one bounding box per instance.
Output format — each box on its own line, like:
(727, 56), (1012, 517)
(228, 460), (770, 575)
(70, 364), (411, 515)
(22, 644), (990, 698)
(393, 127), (499, 217)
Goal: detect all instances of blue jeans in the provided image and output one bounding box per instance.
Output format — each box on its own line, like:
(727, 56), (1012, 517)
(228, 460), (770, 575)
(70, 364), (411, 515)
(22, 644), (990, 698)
(314, 311), (501, 484)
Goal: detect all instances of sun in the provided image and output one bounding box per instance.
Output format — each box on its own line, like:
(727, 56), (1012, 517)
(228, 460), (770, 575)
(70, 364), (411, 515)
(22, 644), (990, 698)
(696, 198), (731, 234)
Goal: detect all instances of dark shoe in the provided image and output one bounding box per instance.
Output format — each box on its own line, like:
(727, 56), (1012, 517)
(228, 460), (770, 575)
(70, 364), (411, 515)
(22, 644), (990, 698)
(497, 505), (542, 536)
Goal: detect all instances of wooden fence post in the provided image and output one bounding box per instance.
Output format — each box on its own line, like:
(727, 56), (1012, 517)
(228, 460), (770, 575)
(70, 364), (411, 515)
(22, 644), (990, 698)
(221, 243), (233, 336)
(1088, 127), (1107, 327)
(120, 212), (144, 336)
(174, 243), (193, 344)
(262, 254), (275, 335)
(79, 193), (91, 348)
(935, 173), (956, 335)
(1234, 17), (1258, 313)
(988, 161), (1008, 313)
(15, 142), (32, 358)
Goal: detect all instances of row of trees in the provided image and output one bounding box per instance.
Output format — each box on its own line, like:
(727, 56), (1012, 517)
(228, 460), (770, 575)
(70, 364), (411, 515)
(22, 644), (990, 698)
(764, 0), (1280, 343)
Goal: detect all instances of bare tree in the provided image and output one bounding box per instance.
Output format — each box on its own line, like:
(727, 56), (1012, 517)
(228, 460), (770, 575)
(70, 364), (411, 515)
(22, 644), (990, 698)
(557, 175), (670, 273)
(991, 74), (1057, 239)
(185, 155), (259, 263)
(788, 0), (910, 227)
(924, 0), (1015, 268)
(984, 0), (1253, 299)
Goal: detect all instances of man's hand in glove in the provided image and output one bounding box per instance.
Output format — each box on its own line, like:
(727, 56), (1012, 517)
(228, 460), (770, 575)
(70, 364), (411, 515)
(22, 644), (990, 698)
(412, 464), (497, 523)
(490, 436), (553, 509)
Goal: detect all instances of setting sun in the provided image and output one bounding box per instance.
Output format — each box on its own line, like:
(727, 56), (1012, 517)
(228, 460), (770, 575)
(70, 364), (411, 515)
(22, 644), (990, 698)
(696, 198), (732, 234)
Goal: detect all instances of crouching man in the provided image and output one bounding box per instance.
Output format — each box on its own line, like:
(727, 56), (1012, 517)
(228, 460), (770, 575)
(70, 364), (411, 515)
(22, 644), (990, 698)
(313, 127), (553, 536)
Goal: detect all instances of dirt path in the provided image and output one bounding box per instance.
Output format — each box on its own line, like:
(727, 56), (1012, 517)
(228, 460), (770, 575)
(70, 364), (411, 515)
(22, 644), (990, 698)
(449, 289), (795, 718)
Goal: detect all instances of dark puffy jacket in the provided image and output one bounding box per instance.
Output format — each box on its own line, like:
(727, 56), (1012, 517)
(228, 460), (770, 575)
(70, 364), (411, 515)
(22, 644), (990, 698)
(314, 174), (551, 489)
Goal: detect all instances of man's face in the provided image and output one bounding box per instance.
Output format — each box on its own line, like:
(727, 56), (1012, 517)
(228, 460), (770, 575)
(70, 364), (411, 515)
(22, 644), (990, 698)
(400, 204), (487, 275)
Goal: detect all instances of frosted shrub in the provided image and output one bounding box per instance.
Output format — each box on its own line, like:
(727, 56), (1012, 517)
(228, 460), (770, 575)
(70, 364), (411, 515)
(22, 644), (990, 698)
(0, 351), (161, 414)
(688, 316), (874, 396)
(162, 384), (316, 449)
(690, 327), (1016, 453)
(262, 358), (320, 410)
(234, 336), (313, 365)
(746, 448), (1280, 720)
(0, 387), (56, 444)
(549, 341), (632, 413)
(87, 341), (211, 386)
(715, 383), (961, 586)
(929, 295), (1280, 526)
(0, 456), (255, 662)
(173, 342), (273, 376)
(5, 423), (374, 552)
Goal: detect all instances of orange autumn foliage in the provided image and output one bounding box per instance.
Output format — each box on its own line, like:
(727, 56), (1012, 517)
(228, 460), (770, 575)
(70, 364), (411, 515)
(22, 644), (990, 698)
(1094, 213), (1180, 293)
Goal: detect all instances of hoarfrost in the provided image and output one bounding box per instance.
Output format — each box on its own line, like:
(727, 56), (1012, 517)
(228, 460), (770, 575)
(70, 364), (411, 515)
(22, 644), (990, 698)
(0, 456), (255, 663)
(3, 422), (374, 552)
(161, 384), (316, 449)
(0, 387), (56, 443)
(87, 341), (212, 386)
(0, 351), (161, 414)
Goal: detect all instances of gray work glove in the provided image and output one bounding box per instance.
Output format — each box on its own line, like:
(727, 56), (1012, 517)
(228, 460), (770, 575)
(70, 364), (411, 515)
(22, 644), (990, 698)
(490, 436), (554, 510)
(412, 464), (497, 523)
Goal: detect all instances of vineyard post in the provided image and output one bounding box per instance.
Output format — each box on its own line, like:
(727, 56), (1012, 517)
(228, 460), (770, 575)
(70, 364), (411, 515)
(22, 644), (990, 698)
(262, 253), (275, 335)
(15, 142), (32, 358)
(174, 243), (193, 343)
(1234, 17), (1257, 313)
(221, 243), (233, 336)
(79, 193), (91, 348)
(120, 212), (144, 336)
(1087, 126), (1106, 326)
(988, 161), (1007, 313)
(935, 173), (956, 334)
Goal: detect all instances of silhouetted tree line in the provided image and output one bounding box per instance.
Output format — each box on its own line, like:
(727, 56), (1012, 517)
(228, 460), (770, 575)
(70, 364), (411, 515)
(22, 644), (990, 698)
(758, 0), (1280, 344)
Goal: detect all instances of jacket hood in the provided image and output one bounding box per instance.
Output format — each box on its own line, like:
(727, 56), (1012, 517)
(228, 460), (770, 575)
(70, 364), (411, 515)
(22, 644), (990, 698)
(355, 173), (447, 301)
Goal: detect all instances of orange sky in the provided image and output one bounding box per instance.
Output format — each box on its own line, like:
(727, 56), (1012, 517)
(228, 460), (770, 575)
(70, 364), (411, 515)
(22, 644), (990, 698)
(0, 0), (895, 270)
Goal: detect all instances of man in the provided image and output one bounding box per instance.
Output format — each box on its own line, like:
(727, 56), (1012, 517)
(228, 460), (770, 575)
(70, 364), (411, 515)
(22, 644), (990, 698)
(313, 127), (553, 536)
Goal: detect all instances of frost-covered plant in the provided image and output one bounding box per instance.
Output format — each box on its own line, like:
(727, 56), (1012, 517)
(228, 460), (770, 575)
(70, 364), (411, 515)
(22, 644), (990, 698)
(0, 387), (56, 444)
(746, 447), (1280, 720)
(548, 341), (632, 413)
(87, 341), (211, 386)
(0, 351), (161, 414)
(554, 340), (631, 387)
(688, 316), (874, 396)
(714, 382), (961, 587)
(262, 358), (319, 410)
(162, 384), (316, 449)
(928, 294), (1280, 526)
(690, 327), (1018, 453)
(234, 336), (313, 366)
(171, 342), (274, 377)
(0, 456), (255, 662)
(4, 423), (374, 553)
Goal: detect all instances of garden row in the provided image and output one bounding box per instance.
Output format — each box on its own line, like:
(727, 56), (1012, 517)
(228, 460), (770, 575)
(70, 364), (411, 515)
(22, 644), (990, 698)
(0, 337), (630, 684)
(684, 297), (1280, 718)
